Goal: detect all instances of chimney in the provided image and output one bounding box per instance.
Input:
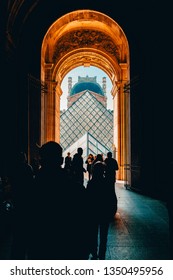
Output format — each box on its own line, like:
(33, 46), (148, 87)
(102, 77), (106, 94)
(68, 77), (72, 95)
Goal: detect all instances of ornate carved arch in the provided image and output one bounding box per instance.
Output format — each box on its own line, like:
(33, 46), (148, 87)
(41, 9), (130, 183)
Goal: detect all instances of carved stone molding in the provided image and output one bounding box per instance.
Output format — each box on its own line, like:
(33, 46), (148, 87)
(56, 52), (117, 83)
(53, 30), (120, 62)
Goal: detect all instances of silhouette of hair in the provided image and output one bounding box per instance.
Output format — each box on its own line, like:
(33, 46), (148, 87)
(107, 152), (112, 158)
(92, 162), (105, 178)
(39, 141), (63, 164)
(95, 154), (103, 162)
(77, 147), (83, 155)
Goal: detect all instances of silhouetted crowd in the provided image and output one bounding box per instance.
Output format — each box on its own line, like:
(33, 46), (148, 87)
(1, 140), (173, 260)
(0, 141), (119, 260)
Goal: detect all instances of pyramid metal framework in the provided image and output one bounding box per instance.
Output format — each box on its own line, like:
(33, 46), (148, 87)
(60, 90), (113, 156)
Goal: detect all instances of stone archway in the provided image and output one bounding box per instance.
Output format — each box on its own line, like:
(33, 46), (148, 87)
(41, 9), (130, 183)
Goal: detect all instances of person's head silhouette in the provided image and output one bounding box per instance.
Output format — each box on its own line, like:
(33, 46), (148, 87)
(92, 162), (105, 179)
(107, 152), (112, 158)
(77, 147), (83, 156)
(39, 141), (63, 166)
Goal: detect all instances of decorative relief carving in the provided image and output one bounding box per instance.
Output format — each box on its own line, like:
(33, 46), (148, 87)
(57, 54), (115, 82)
(53, 30), (120, 61)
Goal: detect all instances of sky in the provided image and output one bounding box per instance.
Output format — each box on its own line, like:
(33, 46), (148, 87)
(60, 66), (113, 110)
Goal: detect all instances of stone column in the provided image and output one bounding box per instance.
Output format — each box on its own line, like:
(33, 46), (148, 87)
(119, 63), (131, 186)
(41, 63), (56, 143)
(112, 81), (120, 179)
(54, 84), (62, 143)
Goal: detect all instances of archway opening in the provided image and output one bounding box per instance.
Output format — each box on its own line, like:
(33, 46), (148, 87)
(60, 66), (113, 111)
(60, 65), (114, 171)
(40, 9), (130, 183)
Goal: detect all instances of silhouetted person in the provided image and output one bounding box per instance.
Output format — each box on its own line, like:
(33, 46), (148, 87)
(90, 153), (104, 178)
(64, 152), (72, 175)
(86, 161), (114, 260)
(85, 154), (94, 181)
(92, 153), (103, 165)
(104, 152), (119, 183)
(28, 141), (88, 260)
(9, 151), (34, 259)
(72, 147), (86, 185)
(104, 151), (119, 217)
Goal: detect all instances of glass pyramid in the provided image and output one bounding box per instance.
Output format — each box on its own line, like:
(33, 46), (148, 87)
(62, 132), (111, 165)
(60, 90), (113, 156)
